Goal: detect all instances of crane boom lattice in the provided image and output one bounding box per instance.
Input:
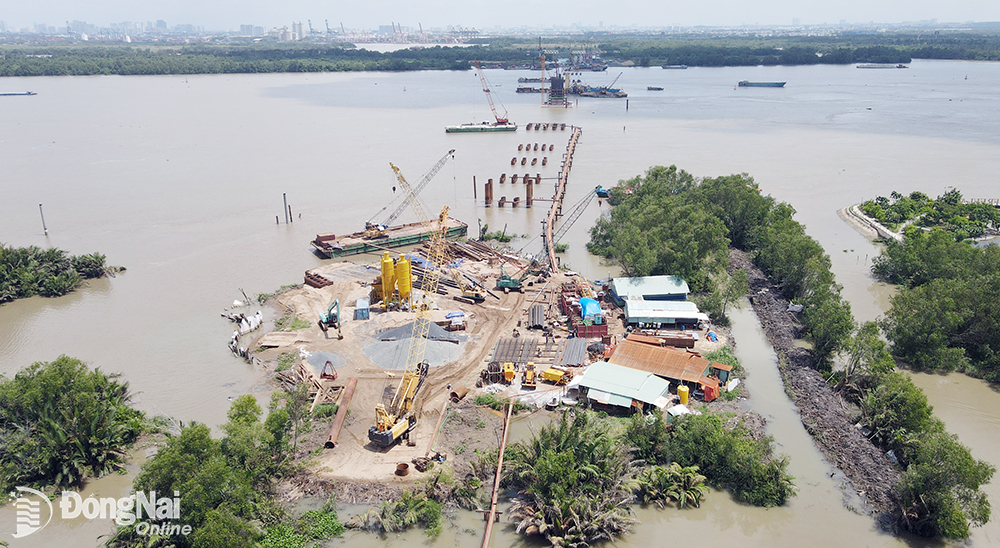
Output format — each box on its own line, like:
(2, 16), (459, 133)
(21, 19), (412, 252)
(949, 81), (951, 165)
(474, 59), (508, 124)
(369, 160), (452, 448)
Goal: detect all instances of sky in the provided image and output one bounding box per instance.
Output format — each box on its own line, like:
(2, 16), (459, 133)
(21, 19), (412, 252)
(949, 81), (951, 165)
(4, 0), (1000, 31)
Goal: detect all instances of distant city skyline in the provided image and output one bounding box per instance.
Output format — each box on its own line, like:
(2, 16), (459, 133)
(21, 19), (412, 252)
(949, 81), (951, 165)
(3, 0), (999, 32)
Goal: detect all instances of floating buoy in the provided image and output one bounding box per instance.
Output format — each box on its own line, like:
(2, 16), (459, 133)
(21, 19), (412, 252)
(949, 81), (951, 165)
(500, 173), (506, 184)
(542, 157), (548, 166)
(533, 143), (539, 151)
(518, 144), (524, 151)
(549, 144), (555, 151)
(531, 158), (538, 166)
(511, 157), (517, 166)
(511, 174), (519, 183)
(521, 157), (527, 165)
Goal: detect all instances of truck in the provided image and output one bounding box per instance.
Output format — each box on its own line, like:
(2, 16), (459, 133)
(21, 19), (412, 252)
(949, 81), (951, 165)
(540, 366), (573, 385)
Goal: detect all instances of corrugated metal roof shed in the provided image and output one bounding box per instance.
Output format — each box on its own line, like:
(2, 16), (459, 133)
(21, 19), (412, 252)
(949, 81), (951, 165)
(623, 300), (705, 325)
(610, 275), (689, 303)
(578, 361), (671, 409)
(608, 339), (719, 387)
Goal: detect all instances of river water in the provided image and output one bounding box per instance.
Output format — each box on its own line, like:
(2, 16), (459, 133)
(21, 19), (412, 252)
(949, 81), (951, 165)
(2, 60), (1000, 546)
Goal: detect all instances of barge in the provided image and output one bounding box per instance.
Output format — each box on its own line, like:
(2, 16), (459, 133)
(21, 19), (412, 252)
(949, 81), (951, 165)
(737, 81), (786, 87)
(312, 217), (468, 258)
(445, 121), (518, 133)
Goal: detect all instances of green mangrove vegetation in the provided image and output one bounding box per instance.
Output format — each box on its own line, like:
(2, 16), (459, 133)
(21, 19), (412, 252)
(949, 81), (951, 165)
(860, 189), (999, 239)
(0, 244), (120, 304)
(869, 191), (1000, 383)
(589, 166), (994, 539)
(108, 392), (345, 548)
(588, 166), (853, 367)
(502, 409), (792, 547)
(0, 356), (147, 493)
(5, 31), (1000, 77)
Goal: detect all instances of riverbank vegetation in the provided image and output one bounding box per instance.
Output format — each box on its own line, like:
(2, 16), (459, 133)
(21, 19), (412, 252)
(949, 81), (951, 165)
(860, 189), (999, 239)
(502, 409), (792, 547)
(588, 166), (853, 368)
(868, 193), (1000, 383)
(5, 32), (1000, 77)
(589, 166), (994, 539)
(108, 392), (346, 548)
(0, 244), (121, 304)
(0, 356), (147, 493)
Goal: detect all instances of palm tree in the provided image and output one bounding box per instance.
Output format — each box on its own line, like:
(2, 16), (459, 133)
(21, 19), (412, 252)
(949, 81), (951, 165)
(667, 464), (709, 509)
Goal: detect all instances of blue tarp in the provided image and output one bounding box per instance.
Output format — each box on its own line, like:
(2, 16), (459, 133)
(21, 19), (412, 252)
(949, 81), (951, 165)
(579, 298), (601, 321)
(445, 311), (465, 319)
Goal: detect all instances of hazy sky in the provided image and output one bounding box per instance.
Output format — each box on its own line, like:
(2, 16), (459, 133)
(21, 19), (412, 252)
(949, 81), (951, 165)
(6, 0), (1000, 31)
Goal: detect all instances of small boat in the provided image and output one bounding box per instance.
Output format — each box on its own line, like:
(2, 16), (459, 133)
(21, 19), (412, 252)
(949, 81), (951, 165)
(647, 86), (664, 91)
(545, 396), (559, 410)
(0, 91), (37, 96)
(737, 81), (785, 88)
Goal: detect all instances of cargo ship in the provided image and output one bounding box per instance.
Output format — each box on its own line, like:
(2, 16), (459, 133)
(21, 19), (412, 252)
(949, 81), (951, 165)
(0, 91), (37, 96)
(311, 217), (468, 258)
(857, 63), (908, 69)
(737, 81), (786, 87)
(445, 121), (517, 133)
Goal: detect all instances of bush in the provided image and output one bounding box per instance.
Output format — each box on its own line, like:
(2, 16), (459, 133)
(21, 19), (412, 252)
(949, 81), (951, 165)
(667, 413), (795, 506)
(0, 356), (145, 492)
(312, 403), (338, 418)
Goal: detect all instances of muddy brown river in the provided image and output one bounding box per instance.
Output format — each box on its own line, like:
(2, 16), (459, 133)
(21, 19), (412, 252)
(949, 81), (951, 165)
(2, 60), (999, 546)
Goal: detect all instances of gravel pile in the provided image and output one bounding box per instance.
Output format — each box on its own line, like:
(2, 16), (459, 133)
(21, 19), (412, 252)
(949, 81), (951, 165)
(363, 339), (464, 371)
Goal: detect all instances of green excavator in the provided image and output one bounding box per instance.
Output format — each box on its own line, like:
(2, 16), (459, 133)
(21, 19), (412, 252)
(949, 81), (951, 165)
(318, 298), (343, 339)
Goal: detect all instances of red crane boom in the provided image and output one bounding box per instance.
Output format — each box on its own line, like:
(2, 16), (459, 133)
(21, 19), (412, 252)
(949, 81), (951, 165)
(474, 59), (508, 124)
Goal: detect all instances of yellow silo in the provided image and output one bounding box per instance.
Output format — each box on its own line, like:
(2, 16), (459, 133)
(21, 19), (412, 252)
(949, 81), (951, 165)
(395, 253), (412, 301)
(381, 252), (396, 304)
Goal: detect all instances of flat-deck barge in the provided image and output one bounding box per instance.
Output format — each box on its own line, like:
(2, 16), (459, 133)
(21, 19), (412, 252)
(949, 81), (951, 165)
(312, 217), (468, 258)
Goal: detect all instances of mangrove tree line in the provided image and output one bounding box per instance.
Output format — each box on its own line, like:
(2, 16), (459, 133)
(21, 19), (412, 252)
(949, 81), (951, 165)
(588, 166), (994, 539)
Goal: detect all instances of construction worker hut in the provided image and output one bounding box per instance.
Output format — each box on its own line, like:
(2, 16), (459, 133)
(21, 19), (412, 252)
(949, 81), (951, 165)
(608, 275), (708, 328)
(606, 338), (730, 402)
(576, 361), (672, 414)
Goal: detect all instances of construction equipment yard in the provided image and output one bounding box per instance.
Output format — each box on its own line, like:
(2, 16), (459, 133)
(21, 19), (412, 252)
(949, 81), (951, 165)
(251, 255), (541, 484)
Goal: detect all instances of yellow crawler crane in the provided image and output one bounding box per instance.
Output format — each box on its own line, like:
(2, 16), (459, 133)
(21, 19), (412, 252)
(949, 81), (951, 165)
(368, 162), (451, 448)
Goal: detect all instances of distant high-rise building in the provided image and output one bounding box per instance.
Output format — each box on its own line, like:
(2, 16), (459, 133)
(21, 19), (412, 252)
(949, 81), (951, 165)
(156, 20), (167, 30)
(293, 21), (304, 40)
(240, 24), (254, 35)
(793, 18), (800, 26)
(254, 26), (264, 36)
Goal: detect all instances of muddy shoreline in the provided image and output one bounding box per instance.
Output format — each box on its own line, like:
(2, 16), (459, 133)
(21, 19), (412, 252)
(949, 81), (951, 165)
(729, 248), (900, 527)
